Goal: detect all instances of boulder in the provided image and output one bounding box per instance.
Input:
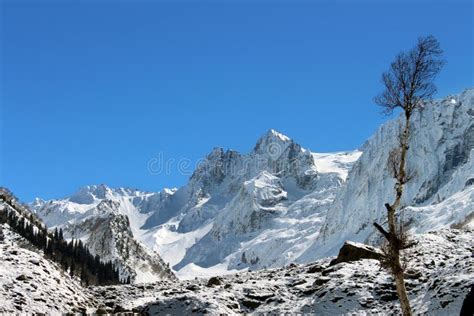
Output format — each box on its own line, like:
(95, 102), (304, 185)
(206, 276), (222, 287)
(330, 241), (382, 266)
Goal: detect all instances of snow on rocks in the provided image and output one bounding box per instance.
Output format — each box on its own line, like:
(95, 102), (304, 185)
(0, 224), (98, 314)
(29, 89), (473, 280)
(88, 229), (473, 315)
(329, 240), (382, 266)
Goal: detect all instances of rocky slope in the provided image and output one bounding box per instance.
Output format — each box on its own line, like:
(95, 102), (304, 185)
(88, 229), (473, 315)
(2, 221), (471, 314)
(0, 223), (99, 314)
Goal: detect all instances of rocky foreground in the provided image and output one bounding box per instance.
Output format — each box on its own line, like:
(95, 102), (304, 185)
(89, 229), (473, 315)
(1, 225), (472, 315)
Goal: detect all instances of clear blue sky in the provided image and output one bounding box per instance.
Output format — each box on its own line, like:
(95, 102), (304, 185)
(1, 1), (472, 201)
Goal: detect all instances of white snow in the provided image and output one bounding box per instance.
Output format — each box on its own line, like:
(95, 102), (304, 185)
(145, 221), (214, 267)
(312, 150), (362, 180)
(303, 88), (474, 262)
(175, 261), (243, 281)
(0, 224), (99, 314)
(268, 128), (291, 142)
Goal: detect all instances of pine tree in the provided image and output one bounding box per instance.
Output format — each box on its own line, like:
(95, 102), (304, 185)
(70, 261), (76, 278)
(53, 227), (59, 241)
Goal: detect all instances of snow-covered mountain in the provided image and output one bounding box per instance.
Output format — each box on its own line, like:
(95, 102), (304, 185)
(32, 130), (361, 280)
(3, 88), (473, 314)
(300, 88), (474, 261)
(31, 88), (473, 283)
(31, 186), (175, 283)
(169, 130), (360, 274)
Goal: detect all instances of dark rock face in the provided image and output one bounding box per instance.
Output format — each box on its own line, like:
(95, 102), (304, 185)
(330, 241), (382, 266)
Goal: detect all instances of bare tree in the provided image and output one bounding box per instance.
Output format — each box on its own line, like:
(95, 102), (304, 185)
(373, 35), (444, 316)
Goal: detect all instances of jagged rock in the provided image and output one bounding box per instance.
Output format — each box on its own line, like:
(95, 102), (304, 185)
(330, 241), (382, 266)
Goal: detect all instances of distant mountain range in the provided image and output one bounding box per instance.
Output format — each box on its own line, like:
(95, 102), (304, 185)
(31, 88), (473, 283)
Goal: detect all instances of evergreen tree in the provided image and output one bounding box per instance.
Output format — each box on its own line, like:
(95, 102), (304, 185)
(70, 261), (76, 278)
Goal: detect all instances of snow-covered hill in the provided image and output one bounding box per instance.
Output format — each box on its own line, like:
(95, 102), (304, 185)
(0, 223), (98, 314)
(3, 219), (471, 314)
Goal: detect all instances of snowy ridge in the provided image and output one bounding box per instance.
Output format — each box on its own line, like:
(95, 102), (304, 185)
(157, 130), (359, 274)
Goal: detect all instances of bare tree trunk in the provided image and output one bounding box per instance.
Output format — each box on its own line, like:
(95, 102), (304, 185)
(386, 203), (412, 316)
(393, 113), (410, 210)
(395, 263), (412, 316)
(388, 115), (412, 316)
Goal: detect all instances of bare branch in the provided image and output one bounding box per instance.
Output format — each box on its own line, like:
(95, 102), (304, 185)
(373, 222), (390, 241)
(374, 35), (444, 115)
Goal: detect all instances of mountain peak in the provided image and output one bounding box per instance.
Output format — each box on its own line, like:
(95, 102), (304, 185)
(253, 129), (293, 158)
(265, 129), (291, 142)
(69, 184), (113, 204)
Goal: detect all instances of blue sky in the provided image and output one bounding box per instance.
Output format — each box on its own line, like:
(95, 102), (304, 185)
(1, 1), (472, 201)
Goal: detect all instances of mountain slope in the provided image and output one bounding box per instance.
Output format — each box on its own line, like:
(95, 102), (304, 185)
(0, 223), (98, 313)
(301, 88), (474, 261)
(32, 187), (175, 283)
(152, 130), (360, 274)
